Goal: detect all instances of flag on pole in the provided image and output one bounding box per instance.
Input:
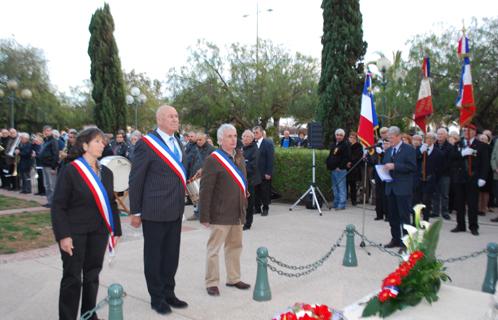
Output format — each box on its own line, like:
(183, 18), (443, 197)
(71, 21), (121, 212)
(456, 32), (476, 127)
(414, 57), (433, 133)
(357, 73), (378, 149)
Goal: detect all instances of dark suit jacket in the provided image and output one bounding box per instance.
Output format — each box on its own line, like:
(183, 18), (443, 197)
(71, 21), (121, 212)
(129, 130), (186, 222)
(382, 142), (416, 196)
(243, 141), (261, 186)
(459, 138), (490, 182)
(416, 146), (443, 193)
(257, 138), (274, 178)
(51, 163), (122, 241)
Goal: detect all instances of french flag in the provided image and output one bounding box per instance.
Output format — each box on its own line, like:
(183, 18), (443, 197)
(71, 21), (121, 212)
(457, 36), (470, 57)
(456, 56), (476, 126)
(414, 57), (433, 133)
(357, 73), (378, 148)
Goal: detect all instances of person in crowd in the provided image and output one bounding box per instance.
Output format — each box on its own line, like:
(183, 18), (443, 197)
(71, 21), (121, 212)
(401, 133), (412, 146)
(382, 126), (416, 251)
(100, 134), (114, 159)
(347, 132), (363, 206)
(378, 127), (388, 144)
(200, 124), (250, 296)
(368, 139), (390, 220)
(127, 130), (142, 161)
(38, 125), (60, 207)
(241, 129), (261, 230)
(326, 128), (351, 210)
(186, 133), (216, 221)
(207, 136), (214, 146)
(491, 138), (498, 222)
(432, 128), (452, 220)
(253, 126), (274, 216)
(478, 133), (493, 216)
(412, 134), (423, 148)
(185, 131), (197, 154)
(52, 129), (66, 152)
(483, 130), (495, 210)
(280, 130), (295, 148)
(295, 132), (308, 148)
(32, 134), (46, 196)
(414, 132), (443, 221)
(0, 128), (10, 188)
(110, 130), (129, 158)
(16, 133), (34, 194)
(129, 105), (189, 315)
(51, 127), (122, 320)
(447, 132), (460, 214)
(5, 128), (20, 190)
(60, 129), (78, 163)
(450, 124), (489, 236)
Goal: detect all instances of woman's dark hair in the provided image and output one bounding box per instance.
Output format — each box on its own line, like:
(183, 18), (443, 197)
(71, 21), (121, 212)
(66, 128), (106, 162)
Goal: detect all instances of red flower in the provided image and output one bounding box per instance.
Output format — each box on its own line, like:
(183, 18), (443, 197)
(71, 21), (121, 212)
(409, 251), (424, 264)
(378, 289), (391, 303)
(298, 314), (314, 320)
(280, 312), (297, 320)
(397, 263), (411, 277)
(383, 272), (402, 287)
(302, 304), (312, 311)
(313, 304), (332, 320)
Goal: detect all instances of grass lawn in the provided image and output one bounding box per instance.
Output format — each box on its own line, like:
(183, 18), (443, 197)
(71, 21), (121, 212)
(0, 194), (41, 211)
(0, 211), (55, 254)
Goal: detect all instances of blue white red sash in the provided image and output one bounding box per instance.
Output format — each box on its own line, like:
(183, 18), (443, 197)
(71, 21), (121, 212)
(72, 157), (116, 255)
(211, 150), (247, 196)
(142, 134), (187, 189)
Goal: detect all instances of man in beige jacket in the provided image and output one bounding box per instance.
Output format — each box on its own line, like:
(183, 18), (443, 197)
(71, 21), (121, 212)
(199, 123), (250, 296)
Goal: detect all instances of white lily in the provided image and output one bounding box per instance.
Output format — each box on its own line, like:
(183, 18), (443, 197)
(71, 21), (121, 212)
(402, 204), (429, 253)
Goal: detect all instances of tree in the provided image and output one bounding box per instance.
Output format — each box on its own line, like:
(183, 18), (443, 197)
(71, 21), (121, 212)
(88, 3), (127, 133)
(318, 0), (367, 145)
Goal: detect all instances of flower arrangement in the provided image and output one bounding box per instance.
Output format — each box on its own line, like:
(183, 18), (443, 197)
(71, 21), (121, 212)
(272, 303), (344, 320)
(362, 204), (450, 318)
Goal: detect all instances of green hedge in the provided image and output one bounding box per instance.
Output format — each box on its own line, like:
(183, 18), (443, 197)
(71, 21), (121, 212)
(272, 148), (332, 202)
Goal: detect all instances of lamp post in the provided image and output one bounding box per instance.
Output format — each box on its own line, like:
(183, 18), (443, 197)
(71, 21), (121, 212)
(376, 57), (392, 122)
(243, 1), (273, 67)
(5, 79), (32, 128)
(126, 86), (147, 130)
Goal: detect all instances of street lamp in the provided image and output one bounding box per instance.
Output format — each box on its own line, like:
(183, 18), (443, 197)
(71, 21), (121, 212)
(126, 86), (147, 130)
(376, 57), (392, 121)
(5, 79), (32, 128)
(243, 1), (273, 66)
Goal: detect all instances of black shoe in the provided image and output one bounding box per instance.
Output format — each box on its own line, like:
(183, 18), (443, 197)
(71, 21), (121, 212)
(165, 296), (188, 309)
(151, 302), (172, 315)
(42, 204), (51, 208)
(374, 217), (383, 221)
(478, 211), (485, 216)
(442, 214), (451, 220)
(243, 225), (250, 230)
(398, 245), (407, 254)
(491, 217), (498, 223)
(451, 227), (465, 233)
(35, 192), (45, 196)
(226, 281), (251, 290)
(261, 209), (268, 216)
(470, 229), (479, 236)
(384, 240), (401, 248)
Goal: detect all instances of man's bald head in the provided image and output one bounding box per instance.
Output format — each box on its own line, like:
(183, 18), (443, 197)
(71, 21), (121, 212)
(156, 105), (179, 135)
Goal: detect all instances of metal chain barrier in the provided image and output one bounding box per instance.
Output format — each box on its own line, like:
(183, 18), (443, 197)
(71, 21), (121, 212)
(438, 248), (488, 264)
(353, 230), (403, 258)
(263, 231), (346, 278)
(80, 297), (109, 320)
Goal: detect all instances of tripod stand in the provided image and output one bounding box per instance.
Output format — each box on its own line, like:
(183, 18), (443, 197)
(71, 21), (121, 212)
(289, 149), (331, 215)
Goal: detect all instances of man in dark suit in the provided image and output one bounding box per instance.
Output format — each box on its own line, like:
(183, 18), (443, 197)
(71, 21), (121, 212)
(129, 105), (188, 315)
(451, 124), (489, 236)
(253, 126), (274, 216)
(382, 126), (417, 250)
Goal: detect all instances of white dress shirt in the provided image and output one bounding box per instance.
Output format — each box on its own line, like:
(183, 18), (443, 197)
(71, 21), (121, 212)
(157, 128), (182, 162)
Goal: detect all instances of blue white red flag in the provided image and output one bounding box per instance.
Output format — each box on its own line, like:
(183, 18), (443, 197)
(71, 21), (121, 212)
(414, 57), (433, 133)
(357, 73), (378, 148)
(211, 150), (247, 196)
(457, 36), (470, 57)
(456, 56), (476, 126)
(72, 157), (116, 255)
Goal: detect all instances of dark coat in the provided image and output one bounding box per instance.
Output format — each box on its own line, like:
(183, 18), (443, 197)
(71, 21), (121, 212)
(243, 141), (262, 186)
(257, 138), (275, 178)
(433, 140), (452, 177)
(51, 163), (122, 241)
(416, 146), (444, 194)
(326, 140), (351, 171)
(382, 142), (417, 196)
(38, 136), (59, 169)
(110, 141), (129, 158)
(347, 142), (363, 182)
(18, 142), (33, 172)
(450, 138), (490, 184)
(128, 130), (186, 222)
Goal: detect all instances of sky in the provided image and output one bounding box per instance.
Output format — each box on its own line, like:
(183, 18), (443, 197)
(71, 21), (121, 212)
(1, 0), (497, 94)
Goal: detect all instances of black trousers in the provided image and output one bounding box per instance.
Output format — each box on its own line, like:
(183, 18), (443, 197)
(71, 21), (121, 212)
(454, 180), (479, 231)
(348, 180), (358, 205)
(413, 185), (432, 221)
(0, 161), (8, 188)
(245, 185), (256, 228)
(142, 218), (182, 305)
(59, 231), (108, 320)
(387, 193), (412, 244)
(375, 181), (387, 219)
(37, 168), (45, 194)
(255, 179), (271, 212)
(20, 170), (31, 193)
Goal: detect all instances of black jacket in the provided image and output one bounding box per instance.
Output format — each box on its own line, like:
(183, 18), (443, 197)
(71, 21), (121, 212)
(434, 140), (452, 177)
(18, 143), (33, 172)
(110, 141), (129, 158)
(243, 141), (262, 186)
(347, 142), (363, 181)
(51, 162), (122, 241)
(450, 138), (490, 183)
(326, 140), (351, 170)
(256, 138), (275, 178)
(416, 146), (443, 193)
(38, 136), (59, 169)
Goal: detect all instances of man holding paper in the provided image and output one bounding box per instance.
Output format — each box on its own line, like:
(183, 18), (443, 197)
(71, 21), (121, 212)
(382, 126), (417, 251)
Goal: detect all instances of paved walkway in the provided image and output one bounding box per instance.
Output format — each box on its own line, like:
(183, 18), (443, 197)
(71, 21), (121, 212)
(0, 200), (496, 319)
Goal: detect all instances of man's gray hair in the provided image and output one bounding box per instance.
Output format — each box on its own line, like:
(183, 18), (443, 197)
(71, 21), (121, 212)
(388, 126), (401, 136)
(426, 132), (437, 141)
(217, 123), (237, 144)
(335, 128), (345, 136)
(52, 129), (60, 138)
(242, 129), (254, 139)
(436, 128), (448, 135)
(130, 130), (142, 139)
(19, 132), (30, 139)
(412, 134), (423, 140)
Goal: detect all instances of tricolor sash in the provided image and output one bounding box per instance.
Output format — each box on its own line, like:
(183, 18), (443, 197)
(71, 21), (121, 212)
(143, 134), (187, 189)
(72, 157), (116, 255)
(211, 150), (247, 196)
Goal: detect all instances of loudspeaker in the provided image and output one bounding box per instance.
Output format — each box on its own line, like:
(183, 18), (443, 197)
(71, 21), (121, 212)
(307, 122), (323, 149)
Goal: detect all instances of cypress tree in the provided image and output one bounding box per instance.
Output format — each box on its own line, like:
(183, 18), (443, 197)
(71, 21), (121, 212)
(318, 0), (367, 146)
(88, 3), (127, 133)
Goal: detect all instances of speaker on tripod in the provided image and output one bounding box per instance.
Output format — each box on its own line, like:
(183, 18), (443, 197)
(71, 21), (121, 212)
(307, 122), (324, 149)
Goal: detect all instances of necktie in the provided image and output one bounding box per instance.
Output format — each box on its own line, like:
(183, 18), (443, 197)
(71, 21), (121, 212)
(392, 147), (397, 157)
(169, 137), (181, 160)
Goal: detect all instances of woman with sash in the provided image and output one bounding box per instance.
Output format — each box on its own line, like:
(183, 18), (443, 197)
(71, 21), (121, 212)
(51, 128), (122, 320)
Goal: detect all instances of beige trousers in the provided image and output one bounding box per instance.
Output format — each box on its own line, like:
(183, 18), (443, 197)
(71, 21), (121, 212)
(205, 224), (243, 287)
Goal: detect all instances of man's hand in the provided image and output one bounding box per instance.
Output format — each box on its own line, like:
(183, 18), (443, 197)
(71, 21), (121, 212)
(60, 237), (74, 256)
(420, 143), (428, 153)
(264, 174), (271, 180)
(15, 149), (20, 155)
(478, 179), (486, 188)
(347, 162), (352, 168)
(461, 147), (475, 157)
(375, 147), (383, 154)
(384, 163), (395, 171)
(50, 169), (57, 176)
(201, 222), (210, 228)
(130, 216), (142, 228)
